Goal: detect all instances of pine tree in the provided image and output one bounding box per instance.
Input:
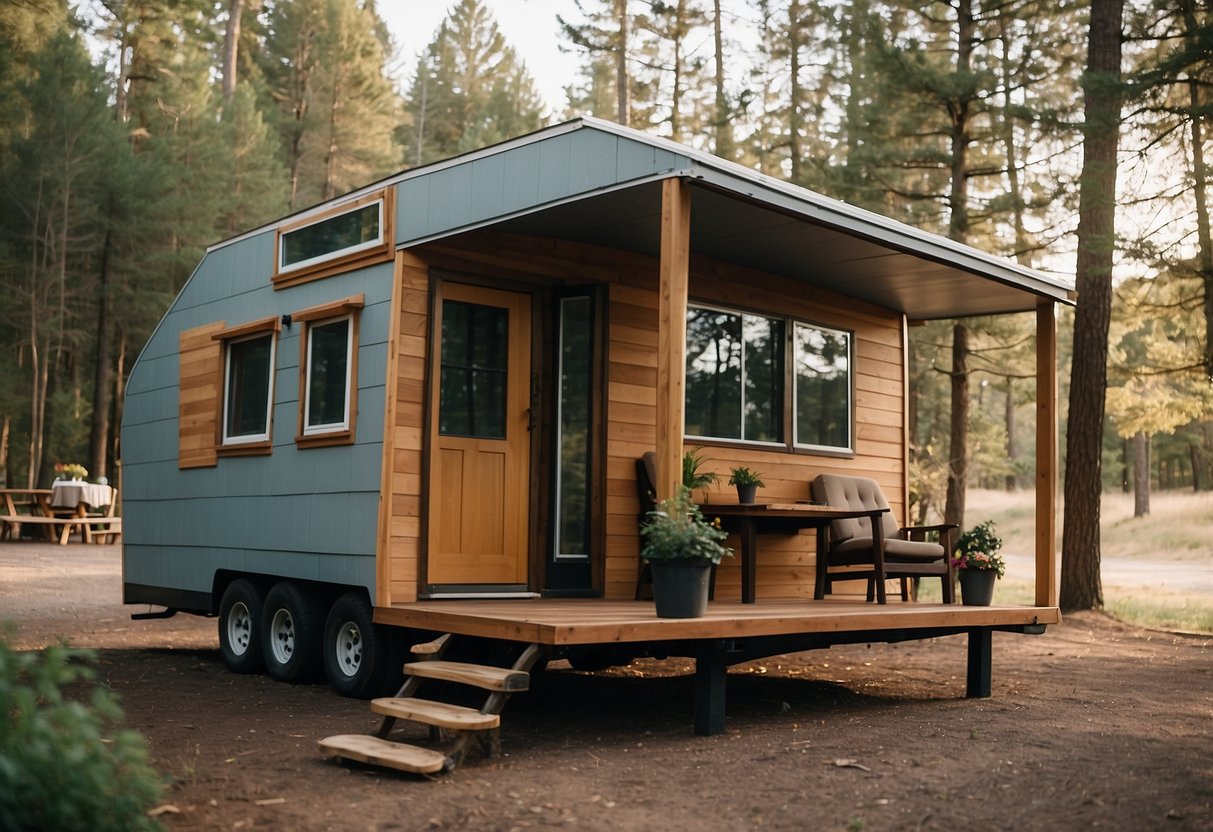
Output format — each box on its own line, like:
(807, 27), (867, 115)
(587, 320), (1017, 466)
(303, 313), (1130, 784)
(407, 0), (545, 167)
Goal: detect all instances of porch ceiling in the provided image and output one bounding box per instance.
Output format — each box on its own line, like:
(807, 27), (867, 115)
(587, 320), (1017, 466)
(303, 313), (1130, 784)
(493, 180), (1071, 321)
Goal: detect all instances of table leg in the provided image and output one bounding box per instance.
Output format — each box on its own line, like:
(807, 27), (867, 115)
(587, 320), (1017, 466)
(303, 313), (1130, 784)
(739, 519), (758, 604)
(693, 639), (727, 736)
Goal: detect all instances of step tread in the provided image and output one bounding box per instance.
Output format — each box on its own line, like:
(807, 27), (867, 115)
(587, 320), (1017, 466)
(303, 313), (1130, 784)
(404, 660), (530, 692)
(371, 697), (501, 730)
(318, 734), (447, 774)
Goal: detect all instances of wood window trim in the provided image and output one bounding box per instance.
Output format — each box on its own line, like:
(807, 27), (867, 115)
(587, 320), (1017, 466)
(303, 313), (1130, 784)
(294, 298), (362, 449)
(214, 317), (279, 457)
(272, 189), (395, 290)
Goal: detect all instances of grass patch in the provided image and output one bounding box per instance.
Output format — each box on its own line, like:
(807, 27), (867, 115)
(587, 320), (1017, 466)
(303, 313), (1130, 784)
(1105, 595), (1213, 634)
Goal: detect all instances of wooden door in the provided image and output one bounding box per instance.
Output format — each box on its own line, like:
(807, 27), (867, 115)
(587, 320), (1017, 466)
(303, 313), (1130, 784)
(426, 282), (532, 587)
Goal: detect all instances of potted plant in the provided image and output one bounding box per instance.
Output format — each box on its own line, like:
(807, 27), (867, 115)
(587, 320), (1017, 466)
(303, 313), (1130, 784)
(641, 486), (733, 618)
(952, 520), (1006, 606)
(682, 448), (720, 498)
(728, 466), (764, 504)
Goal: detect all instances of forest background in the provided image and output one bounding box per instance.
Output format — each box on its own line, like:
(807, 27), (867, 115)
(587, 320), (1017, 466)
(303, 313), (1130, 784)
(1, 0), (1210, 611)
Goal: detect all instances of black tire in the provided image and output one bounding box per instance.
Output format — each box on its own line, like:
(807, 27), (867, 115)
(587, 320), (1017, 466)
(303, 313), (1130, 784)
(217, 579), (264, 674)
(261, 582), (324, 683)
(322, 592), (404, 699)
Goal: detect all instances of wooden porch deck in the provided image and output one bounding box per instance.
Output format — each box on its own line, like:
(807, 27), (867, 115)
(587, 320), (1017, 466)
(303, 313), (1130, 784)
(374, 597), (1060, 646)
(376, 598), (1060, 736)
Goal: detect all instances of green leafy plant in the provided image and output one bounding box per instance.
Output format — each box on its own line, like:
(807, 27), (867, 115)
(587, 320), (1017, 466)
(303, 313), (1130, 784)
(728, 466), (765, 487)
(682, 448), (720, 490)
(952, 520), (1006, 578)
(0, 633), (165, 832)
(642, 487), (734, 564)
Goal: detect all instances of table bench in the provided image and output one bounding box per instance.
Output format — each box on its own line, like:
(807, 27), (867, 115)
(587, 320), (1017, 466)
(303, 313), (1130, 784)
(0, 514), (122, 545)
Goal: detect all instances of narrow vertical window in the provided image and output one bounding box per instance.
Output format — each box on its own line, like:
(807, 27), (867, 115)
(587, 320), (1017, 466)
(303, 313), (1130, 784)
(303, 317), (353, 434)
(223, 333), (275, 445)
(555, 296), (592, 561)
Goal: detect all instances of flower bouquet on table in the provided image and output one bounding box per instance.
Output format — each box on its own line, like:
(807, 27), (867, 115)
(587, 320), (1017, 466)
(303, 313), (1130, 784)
(952, 520), (1005, 606)
(55, 463), (88, 481)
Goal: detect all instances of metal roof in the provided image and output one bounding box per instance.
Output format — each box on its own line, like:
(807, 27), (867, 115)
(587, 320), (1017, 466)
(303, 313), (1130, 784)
(212, 117), (1075, 320)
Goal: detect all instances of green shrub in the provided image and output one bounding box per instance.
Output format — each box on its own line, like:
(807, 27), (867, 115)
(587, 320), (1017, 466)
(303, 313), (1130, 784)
(0, 632), (165, 832)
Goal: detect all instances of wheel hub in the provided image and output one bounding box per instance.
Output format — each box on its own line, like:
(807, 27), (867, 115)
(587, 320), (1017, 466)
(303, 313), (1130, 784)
(333, 621), (363, 678)
(270, 608), (296, 664)
(226, 601), (252, 656)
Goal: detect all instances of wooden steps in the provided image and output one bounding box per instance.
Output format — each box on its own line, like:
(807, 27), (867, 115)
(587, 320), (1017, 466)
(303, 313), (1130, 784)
(318, 734), (448, 774)
(320, 636), (543, 777)
(402, 660), (530, 691)
(371, 697), (500, 730)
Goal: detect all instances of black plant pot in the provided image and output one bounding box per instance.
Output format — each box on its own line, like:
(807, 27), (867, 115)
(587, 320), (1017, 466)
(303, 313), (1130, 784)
(736, 483), (758, 504)
(649, 560), (713, 618)
(958, 569), (997, 606)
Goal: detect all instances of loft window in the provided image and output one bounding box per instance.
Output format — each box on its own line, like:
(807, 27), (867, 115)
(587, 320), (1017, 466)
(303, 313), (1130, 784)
(685, 303), (853, 454)
(273, 190), (393, 288)
(222, 332), (275, 446)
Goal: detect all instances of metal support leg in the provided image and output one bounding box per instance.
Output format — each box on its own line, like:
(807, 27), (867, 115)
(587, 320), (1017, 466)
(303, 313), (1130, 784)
(694, 640), (727, 736)
(966, 627), (992, 698)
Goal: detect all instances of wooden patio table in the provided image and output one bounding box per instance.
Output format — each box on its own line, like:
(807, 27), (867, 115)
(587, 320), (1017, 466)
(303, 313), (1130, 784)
(698, 502), (889, 604)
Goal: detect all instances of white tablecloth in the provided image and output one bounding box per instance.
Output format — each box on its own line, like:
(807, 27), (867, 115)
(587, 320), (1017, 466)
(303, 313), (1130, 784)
(51, 481), (114, 510)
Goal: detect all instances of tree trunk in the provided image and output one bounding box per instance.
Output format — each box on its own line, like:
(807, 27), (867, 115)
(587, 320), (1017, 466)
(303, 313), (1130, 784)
(0, 415), (9, 488)
(615, 0), (631, 127)
(712, 0), (732, 158)
(1004, 378), (1016, 491)
(89, 227), (115, 481)
(1180, 0), (1213, 378)
(944, 324), (969, 529)
(1060, 0), (1123, 612)
(787, 0), (803, 183)
(1121, 437), (1131, 492)
(222, 0), (246, 107)
(1132, 431), (1150, 517)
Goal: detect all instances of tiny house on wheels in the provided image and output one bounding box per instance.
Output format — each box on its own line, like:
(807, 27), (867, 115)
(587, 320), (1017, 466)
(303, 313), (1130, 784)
(122, 118), (1073, 738)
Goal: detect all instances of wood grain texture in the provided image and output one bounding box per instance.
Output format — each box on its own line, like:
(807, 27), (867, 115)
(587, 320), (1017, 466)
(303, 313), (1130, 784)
(1036, 300), (1058, 607)
(177, 321), (226, 469)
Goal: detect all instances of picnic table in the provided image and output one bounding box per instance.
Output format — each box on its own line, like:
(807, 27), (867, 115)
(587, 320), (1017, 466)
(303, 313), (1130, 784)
(0, 484), (121, 545)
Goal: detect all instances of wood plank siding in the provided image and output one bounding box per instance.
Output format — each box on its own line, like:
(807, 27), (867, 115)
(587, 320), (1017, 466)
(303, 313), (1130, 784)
(384, 231), (906, 604)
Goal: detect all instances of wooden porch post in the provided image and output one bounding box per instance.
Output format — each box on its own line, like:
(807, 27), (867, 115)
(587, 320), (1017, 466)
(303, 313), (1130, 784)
(1035, 300), (1058, 607)
(656, 178), (691, 502)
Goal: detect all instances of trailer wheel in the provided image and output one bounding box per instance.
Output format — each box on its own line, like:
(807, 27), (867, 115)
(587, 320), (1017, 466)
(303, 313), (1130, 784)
(218, 579), (264, 674)
(261, 582), (323, 683)
(323, 593), (402, 699)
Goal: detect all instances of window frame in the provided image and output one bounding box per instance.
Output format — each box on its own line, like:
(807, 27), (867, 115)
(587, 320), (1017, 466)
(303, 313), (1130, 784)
(212, 316), (280, 456)
(292, 295), (364, 448)
(272, 189), (394, 289)
(684, 301), (855, 457)
(791, 320), (855, 455)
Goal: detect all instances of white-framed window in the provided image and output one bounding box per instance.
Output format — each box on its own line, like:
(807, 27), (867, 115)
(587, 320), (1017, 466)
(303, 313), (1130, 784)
(302, 315), (354, 435)
(684, 303), (853, 454)
(792, 322), (853, 453)
(222, 331), (276, 446)
(273, 191), (393, 288)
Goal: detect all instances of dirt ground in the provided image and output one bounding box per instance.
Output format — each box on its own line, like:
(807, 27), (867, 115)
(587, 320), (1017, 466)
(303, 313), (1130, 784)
(2, 542), (1211, 831)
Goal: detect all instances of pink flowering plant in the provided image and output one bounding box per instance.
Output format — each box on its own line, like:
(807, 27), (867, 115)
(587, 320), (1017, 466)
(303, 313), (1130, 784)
(952, 520), (1006, 578)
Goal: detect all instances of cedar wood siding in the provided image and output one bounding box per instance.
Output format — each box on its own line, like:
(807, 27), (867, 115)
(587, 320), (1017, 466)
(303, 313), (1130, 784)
(384, 233), (904, 603)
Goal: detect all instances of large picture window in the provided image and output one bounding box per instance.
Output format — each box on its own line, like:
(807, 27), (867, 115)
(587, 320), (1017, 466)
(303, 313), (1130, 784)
(222, 332), (275, 446)
(685, 304), (852, 453)
(685, 307), (784, 443)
